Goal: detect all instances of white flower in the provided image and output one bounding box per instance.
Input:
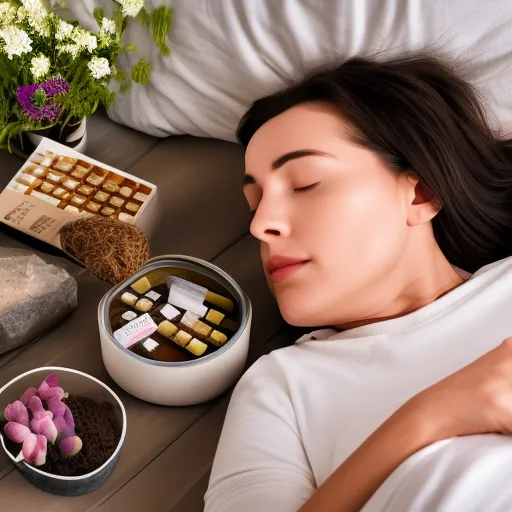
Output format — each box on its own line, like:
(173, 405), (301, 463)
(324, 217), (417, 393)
(30, 53), (50, 79)
(72, 27), (97, 51)
(87, 56), (111, 79)
(117, 0), (144, 17)
(21, 0), (47, 15)
(19, 0), (49, 36)
(16, 6), (28, 22)
(100, 17), (116, 36)
(0, 3), (16, 25)
(55, 19), (73, 41)
(29, 15), (50, 37)
(57, 43), (80, 58)
(0, 26), (32, 59)
(50, 0), (67, 7)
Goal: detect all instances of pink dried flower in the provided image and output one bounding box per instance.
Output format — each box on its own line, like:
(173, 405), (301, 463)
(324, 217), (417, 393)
(38, 374), (65, 401)
(4, 401), (29, 428)
(4, 422), (31, 444)
(46, 397), (66, 418)
(2, 374), (83, 465)
(43, 374), (59, 388)
(19, 387), (37, 406)
(22, 433), (47, 466)
(28, 396), (57, 445)
(59, 435), (82, 457)
(52, 404), (75, 439)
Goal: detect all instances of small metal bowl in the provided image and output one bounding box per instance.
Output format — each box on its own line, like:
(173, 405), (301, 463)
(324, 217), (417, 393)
(98, 255), (252, 406)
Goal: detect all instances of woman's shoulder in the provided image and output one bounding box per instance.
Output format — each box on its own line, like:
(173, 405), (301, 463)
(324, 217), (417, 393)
(232, 342), (309, 399)
(473, 254), (512, 277)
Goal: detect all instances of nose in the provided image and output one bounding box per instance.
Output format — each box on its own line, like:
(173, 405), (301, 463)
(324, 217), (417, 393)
(250, 194), (291, 242)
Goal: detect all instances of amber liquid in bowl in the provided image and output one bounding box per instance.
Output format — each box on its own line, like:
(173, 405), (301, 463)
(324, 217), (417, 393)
(109, 266), (240, 363)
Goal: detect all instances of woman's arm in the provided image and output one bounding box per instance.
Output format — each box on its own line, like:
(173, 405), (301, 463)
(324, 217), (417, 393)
(299, 399), (436, 512)
(205, 356), (317, 512)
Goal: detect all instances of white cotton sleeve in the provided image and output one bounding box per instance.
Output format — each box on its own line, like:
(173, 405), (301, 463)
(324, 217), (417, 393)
(204, 354), (316, 512)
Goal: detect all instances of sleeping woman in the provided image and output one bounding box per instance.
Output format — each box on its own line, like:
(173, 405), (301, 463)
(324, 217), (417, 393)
(205, 53), (512, 512)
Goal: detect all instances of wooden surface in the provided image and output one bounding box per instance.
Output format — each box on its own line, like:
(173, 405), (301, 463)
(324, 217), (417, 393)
(0, 115), (299, 511)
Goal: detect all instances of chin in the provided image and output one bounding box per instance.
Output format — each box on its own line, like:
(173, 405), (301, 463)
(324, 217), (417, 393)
(276, 294), (325, 328)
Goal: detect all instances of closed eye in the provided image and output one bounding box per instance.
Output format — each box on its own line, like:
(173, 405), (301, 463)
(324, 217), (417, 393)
(294, 182), (320, 192)
(248, 182), (320, 218)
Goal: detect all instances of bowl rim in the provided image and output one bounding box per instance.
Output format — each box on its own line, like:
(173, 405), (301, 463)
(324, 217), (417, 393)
(98, 254), (252, 368)
(0, 366), (127, 481)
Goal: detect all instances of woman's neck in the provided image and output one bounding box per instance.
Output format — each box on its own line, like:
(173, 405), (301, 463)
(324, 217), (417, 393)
(334, 243), (467, 331)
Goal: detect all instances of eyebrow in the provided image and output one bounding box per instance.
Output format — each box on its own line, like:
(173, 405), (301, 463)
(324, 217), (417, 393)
(243, 149), (333, 185)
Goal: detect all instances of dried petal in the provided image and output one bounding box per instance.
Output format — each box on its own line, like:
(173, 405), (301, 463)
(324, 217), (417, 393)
(52, 415), (67, 438)
(58, 435), (82, 456)
(22, 433), (47, 466)
(4, 401), (29, 428)
(46, 397), (66, 418)
(43, 374), (59, 388)
(4, 422), (31, 444)
(53, 404), (76, 438)
(37, 379), (65, 401)
(30, 414), (58, 445)
(27, 395), (45, 417)
(19, 387), (37, 406)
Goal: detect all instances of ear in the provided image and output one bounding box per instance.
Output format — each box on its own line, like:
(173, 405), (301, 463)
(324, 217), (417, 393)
(403, 173), (442, 227)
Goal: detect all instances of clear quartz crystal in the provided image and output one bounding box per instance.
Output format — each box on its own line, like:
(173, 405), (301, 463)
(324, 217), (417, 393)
(0, 250), (70, 316)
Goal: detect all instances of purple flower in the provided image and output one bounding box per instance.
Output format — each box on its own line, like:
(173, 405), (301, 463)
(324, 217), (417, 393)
(41, 76), (69, 97)
(16, 76), (70, 122)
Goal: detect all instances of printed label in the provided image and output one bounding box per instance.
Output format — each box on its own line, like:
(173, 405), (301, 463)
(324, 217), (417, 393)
(113, 313), (157, 348)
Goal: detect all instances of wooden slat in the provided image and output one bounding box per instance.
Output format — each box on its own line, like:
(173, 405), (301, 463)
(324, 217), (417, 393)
(125, 135), (250, 258)
(94, 398), (229, 512)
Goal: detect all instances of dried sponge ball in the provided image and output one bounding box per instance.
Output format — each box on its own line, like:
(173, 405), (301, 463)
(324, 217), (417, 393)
(59, 216), (150, 284)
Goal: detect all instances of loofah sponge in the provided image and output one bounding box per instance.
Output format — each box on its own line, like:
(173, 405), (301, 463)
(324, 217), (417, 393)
(59, 216), (150, 284)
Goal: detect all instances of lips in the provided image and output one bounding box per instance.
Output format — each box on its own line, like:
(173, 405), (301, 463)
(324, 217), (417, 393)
(266, 256), (310, 283)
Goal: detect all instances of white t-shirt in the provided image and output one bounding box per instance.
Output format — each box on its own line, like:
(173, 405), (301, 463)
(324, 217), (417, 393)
(205, 255), (512, 512)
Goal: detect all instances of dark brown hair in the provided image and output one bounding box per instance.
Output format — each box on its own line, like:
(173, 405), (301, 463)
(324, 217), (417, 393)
(237, 54), (512, 273)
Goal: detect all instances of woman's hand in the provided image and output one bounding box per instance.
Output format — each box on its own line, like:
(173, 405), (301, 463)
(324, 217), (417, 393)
(406, 336), (512, 442)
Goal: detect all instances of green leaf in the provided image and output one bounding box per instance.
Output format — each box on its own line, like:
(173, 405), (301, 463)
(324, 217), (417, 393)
(124, 43), (137, 52)
(32, 88), (47, 108)
(113, 4), (124, 35)
(131, 58), (151, 85)
(136, 7), (151, 27)
(151, 6), (172, 57)
(112, 67), (130, 93)
(93, 7), (105, 27)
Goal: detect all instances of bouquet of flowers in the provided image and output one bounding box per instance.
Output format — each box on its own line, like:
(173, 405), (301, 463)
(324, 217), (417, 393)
(0, 0), (172, 151)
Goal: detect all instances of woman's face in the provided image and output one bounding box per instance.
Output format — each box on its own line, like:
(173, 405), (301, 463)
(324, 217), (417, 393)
(243, 102), (422, 328)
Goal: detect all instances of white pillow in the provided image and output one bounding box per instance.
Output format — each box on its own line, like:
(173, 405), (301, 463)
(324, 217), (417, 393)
(71, 0), (512, 142)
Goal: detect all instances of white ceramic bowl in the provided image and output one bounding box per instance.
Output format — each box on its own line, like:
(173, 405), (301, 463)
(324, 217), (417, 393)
(0, 367), (126, 496)
(98, 255), (252, 406)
